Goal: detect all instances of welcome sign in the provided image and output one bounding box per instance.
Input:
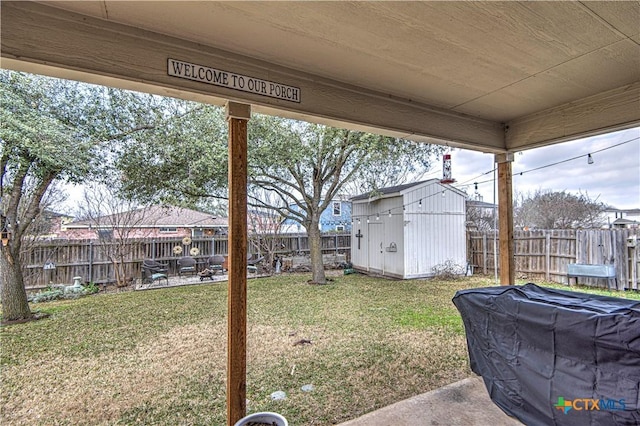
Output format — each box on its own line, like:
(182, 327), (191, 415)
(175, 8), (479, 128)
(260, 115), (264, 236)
(168, 58), (301, 103)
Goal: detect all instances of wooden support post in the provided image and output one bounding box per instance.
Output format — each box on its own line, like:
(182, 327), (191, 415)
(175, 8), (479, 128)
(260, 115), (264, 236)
(496, 153), (515, 285)
(226, 101), (250, 426)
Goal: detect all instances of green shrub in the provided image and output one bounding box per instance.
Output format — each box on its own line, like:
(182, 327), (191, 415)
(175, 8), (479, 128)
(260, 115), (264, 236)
(28, 283), (99, 304)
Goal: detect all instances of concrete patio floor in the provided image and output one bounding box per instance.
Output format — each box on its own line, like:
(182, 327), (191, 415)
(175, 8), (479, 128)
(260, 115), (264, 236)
(135, 271), (269, 290)
(135, 273), (227, 290)
(338, 376), (522, 426)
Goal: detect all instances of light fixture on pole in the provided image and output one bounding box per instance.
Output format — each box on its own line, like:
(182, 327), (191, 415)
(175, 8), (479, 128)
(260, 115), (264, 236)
(1, 217), (10, 247)
(1, 230), (9, 247)
(587, 153), (594, 164)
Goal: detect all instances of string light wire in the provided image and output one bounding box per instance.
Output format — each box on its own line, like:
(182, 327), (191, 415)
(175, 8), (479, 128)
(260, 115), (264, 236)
(350, 136), (638, 221)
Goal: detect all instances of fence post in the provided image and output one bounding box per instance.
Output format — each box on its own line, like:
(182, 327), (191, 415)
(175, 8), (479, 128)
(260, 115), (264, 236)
(89, 240), (94, 283)
(482, 233), (488, 274)
(152, 239), (156, 260)
(545, 233), (551, 282)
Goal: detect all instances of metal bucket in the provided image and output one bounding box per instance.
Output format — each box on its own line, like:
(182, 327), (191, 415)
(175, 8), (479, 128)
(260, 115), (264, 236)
(234, 412), (288, 426)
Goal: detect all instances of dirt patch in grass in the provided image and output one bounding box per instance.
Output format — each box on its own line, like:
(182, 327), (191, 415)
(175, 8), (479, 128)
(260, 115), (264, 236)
(2, 322), (227, 424)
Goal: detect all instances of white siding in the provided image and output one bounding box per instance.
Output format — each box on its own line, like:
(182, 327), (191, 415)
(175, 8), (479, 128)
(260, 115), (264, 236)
(403, 182), (467, 278)
(352, 179), (466, 279)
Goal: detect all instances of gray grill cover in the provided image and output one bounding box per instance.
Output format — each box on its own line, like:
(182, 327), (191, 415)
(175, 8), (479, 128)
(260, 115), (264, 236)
(452, 283), (640, 426)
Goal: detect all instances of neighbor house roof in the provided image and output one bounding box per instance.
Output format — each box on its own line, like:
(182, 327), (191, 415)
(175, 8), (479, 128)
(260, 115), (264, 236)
(66, 205), (228, 229)
(605, 207), (640, 216)
(467, 200), (498, 210)
(612, 217), (639, 226)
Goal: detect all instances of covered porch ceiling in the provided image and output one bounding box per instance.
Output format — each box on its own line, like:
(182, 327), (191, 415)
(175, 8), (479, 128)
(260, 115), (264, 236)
(2, 1), (639, 154)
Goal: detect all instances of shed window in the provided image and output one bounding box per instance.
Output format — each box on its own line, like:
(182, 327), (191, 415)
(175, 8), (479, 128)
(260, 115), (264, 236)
(333, 202), (341, 216)
(159, 227), (177, 233)
(336, 225), (345, 231)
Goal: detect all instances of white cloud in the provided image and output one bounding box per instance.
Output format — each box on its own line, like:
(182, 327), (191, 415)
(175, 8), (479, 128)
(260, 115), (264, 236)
(446, 127), (640, 209)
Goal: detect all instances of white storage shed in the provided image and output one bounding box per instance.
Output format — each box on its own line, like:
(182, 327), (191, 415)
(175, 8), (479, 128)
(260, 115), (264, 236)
(350, 179), (467, 279)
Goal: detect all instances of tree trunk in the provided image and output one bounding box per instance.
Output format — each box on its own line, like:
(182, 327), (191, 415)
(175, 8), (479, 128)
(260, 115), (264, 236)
(307, 220), (326, 284)
(112, 258), (125, 288)
(1, 244), (32, 322)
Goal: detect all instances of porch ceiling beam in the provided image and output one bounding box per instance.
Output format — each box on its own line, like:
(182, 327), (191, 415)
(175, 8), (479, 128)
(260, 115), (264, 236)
(1, 1), (505, 153)
(506, 82), (640, 151)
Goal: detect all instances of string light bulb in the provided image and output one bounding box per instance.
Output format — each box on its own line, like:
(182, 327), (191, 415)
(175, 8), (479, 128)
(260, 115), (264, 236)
(587, 153), (594, 164)
(418, 199), (422, 208)
(375, 213), (380, 221)
(366, 217), (370, 224)
(388, 210), (392, 218)
(441, 190), (446, 197)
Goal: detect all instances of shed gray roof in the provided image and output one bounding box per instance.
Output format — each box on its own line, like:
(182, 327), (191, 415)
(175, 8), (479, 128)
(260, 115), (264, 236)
(351, 179), (467, 201)
(351, 181), (430, 201)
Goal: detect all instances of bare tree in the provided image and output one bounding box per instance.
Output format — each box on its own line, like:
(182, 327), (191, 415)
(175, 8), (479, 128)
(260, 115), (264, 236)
(18, 183), (70, 286)
(77, 184), (154, 287)
(514, 189), (606, 229)
(466, 202), (497, 231)
(247, 189), (287, 274)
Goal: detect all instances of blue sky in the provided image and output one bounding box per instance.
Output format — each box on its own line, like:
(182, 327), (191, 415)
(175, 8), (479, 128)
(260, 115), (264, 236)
(438, 127), (640, 210)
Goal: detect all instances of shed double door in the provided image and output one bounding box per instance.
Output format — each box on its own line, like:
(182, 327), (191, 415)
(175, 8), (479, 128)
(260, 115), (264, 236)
(368, 223), (385, 273)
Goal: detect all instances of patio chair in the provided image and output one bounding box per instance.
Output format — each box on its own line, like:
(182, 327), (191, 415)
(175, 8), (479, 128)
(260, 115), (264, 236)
(197, 255), (226, 281)
(141, 259), (168, 286)
(207, 255), (226, 274)
(247, 253), (265, 274)
(177, 255), (197, 276)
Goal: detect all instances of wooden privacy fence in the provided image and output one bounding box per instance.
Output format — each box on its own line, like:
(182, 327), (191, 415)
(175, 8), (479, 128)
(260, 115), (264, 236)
(468, 228), (640, 290)
(24, 229), (640, 290)
(23, 233), (351, 289)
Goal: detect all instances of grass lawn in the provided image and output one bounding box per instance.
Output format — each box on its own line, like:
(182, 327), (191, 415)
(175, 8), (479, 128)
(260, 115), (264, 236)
(2, 273), (638, 425)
